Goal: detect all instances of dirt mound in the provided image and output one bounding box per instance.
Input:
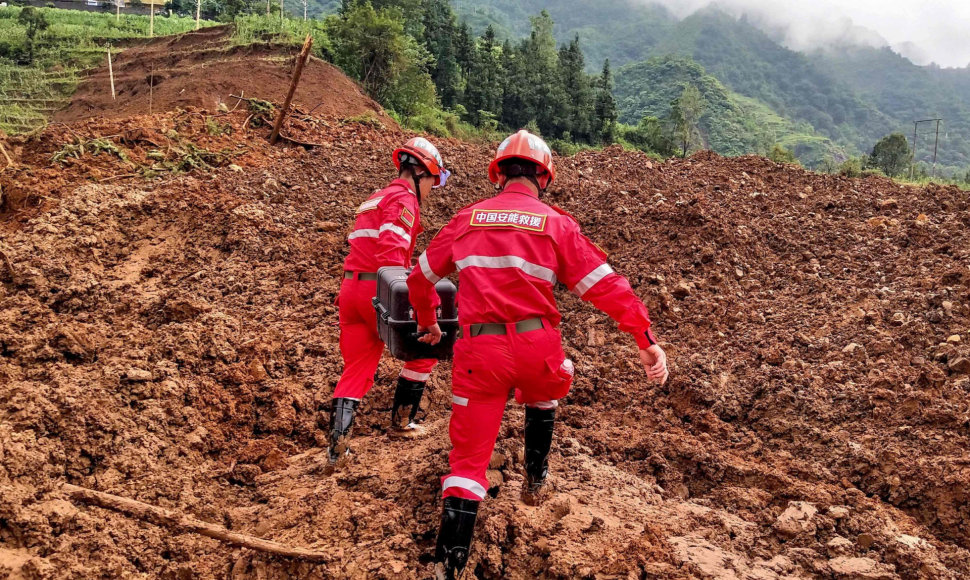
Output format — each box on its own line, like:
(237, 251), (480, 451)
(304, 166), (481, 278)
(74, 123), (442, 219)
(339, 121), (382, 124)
(54, 25), (394, 127)
(1, 112), (970, 578)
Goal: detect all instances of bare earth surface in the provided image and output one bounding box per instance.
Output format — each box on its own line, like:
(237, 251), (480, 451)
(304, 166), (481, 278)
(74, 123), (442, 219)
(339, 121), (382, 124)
(2, 36), (970, 580)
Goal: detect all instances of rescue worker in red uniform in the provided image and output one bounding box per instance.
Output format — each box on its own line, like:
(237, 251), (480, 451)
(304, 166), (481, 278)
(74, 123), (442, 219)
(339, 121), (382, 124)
(406, 130), (670, 578)
(325, 137), (451, 465)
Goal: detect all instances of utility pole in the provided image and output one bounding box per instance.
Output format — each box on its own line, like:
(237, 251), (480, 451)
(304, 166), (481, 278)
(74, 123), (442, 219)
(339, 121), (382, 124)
(911, 118), (943, 179)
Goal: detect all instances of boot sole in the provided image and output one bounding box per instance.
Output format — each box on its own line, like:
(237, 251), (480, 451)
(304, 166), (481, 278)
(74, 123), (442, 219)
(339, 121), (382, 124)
(388, 423), (427, 439)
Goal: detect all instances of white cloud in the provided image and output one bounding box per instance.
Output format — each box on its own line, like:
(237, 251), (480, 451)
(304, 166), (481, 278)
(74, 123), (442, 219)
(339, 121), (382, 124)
(645, 0), (970, 68)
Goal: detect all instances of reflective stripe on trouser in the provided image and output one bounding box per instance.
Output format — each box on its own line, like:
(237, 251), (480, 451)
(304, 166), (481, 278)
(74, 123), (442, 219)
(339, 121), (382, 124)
(333, 278), (437, 400)
(441, 325), (574, 500)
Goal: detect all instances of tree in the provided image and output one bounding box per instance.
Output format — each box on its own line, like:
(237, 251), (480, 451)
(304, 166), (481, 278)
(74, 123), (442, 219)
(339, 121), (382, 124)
(624, 115), (675, 156)
(464, 25), (504, 126)
(671, 83), (706, 157)
(520, 11), (565, 138)
(593, 59), (617, 144)
(558, 35), (593, 142)
(422, 0), (461, 108)
(868, 132), (912, 178)
(17, 7), (49, 64)
(325, 2), (434, 113)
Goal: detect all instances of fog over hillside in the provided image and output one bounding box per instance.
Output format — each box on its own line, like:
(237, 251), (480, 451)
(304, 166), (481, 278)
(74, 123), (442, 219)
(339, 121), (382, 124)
(643, 0), (970, 68)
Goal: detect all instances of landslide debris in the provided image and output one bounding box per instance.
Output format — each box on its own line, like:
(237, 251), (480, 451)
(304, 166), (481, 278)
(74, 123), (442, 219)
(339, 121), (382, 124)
(53, 24), (393, 128)
(1, 106), (969, 579)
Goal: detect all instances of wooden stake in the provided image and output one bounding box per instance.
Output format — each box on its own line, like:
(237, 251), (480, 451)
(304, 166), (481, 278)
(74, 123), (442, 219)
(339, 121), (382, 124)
(196, 0), (201, 30)
(107, 48), (116, 100)
(149, 61), (155, 115)
(270, 34), (312, 145)
(116, 0), (120, 22)
(150, 2), (154, 37)
(62, 484), (330, 562)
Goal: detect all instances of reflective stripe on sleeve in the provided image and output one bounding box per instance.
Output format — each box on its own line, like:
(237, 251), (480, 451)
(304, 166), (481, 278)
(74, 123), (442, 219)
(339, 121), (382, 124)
(455, 255), (557, 284)
(379, 223), (412, 244)
(348, 229), (379, 241)
(452, 395), (469, 406)
(400, 369), (431, 382)
(572, 263), (614, 296)
(442, 476), (487, 499)
(418, 252), (442, 284)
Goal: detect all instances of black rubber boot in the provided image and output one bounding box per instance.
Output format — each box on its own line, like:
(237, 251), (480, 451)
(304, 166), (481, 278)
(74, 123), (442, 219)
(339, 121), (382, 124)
(433, 497), (479, 580)
(391, 377), (426, 431)
(524, 406), (556, 494)
(327, 397), (359, 464)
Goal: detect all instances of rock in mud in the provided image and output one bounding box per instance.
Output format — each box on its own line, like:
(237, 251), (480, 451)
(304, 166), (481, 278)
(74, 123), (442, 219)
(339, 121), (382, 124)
(773, 501), (818, 538)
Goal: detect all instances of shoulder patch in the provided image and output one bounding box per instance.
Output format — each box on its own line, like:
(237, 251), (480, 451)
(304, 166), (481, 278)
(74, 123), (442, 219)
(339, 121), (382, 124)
(356, 195), (384, 215)
(469, 209), (547, 232)
(399, 207), (415, 228)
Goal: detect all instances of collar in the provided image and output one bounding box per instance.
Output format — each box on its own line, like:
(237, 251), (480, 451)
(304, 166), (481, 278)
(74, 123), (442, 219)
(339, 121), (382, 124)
(390, 178), (417, 196)
(500, 183), (539, 199)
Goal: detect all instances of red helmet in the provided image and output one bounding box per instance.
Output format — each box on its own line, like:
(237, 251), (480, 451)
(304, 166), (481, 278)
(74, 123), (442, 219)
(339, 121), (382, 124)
(393, 137), (447, 187)
(488, 130), (556, 189)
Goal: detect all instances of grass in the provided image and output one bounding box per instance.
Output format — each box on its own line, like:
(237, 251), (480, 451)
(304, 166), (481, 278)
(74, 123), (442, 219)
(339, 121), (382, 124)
(0, 6), (214, 134)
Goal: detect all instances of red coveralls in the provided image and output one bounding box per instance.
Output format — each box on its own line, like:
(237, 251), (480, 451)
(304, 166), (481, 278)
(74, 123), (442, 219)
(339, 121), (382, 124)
(334, 178), (437, 400)
(406, 183), (657, 500)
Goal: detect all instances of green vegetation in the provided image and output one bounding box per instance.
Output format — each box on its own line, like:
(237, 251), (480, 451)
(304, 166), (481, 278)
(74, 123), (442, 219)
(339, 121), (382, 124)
(670, 84), (705, 157)
(868, 132), (912, 178)
(457, 0), (970, 174)
(0, 6), (209, 134)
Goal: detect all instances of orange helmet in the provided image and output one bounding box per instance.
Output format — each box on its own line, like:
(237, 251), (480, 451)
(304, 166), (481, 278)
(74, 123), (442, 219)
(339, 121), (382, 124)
(488, 130), (556, 189)
(393, 137), (448, 187)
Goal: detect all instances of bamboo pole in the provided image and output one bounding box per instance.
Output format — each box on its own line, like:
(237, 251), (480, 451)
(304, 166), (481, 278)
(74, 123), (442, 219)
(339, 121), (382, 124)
(63, 484), (330, 562)
(270, 34), (312, 145)
(107, 48), (116, 100)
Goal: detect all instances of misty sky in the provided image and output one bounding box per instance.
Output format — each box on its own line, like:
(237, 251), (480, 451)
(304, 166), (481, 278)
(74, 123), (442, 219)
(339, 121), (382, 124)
(648, 0), (970, 68)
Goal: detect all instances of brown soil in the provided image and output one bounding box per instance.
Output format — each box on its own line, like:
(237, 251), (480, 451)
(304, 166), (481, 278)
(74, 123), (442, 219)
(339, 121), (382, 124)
(54, 25), (394, 128)
(2, 101), (970, 577)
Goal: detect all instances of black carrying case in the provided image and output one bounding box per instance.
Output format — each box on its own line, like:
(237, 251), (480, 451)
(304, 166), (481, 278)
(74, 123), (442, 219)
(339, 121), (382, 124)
(373, 266), (458, 361)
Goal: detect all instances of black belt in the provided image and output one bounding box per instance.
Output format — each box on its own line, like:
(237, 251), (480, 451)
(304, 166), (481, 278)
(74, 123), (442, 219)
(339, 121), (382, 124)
(344, 271), (378, 281)
(459, 317), (544, 338)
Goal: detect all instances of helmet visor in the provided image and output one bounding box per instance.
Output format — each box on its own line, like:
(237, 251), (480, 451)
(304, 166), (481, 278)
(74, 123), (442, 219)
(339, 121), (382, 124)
(433, 168), (451, 188)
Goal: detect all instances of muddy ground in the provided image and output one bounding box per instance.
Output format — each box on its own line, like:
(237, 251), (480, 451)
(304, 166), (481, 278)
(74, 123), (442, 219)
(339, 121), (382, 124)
(2, 78), (970, 579)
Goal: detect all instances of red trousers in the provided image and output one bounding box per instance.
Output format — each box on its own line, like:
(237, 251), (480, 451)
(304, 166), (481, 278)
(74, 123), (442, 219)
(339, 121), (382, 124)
(441, 322), (574, 500)
(333, 278), (437, 400)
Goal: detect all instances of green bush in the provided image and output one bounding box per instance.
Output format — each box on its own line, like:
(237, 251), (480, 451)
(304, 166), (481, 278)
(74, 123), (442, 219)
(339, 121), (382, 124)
(768, 144), (797, 164)
(838, 157), (864, 178)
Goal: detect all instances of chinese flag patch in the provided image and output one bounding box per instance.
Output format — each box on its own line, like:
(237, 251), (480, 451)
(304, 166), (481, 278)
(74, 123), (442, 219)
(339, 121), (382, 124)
(399, 207), (415, 228)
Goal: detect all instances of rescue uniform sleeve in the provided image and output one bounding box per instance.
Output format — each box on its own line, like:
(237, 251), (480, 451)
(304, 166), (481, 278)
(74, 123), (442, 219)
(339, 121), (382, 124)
(556, 221), (658, 349)
(406, 217), (459, 328)
(373, 194), (419, 268)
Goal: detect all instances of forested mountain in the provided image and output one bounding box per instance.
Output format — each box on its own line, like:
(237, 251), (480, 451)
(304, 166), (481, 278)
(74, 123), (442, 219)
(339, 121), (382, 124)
(454, 0), (970, 172)
(614, 56), (842, 164)
(811, 45), (970, 168)
(290, 0), (969, 171)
